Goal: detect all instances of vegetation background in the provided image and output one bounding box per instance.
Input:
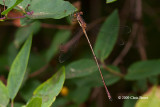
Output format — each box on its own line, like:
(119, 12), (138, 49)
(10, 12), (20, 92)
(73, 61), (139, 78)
(0, 0), (160, 107)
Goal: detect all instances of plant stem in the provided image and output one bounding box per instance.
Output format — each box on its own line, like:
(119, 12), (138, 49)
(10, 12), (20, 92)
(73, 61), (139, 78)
(101, 62), (124, 77)
(11, 100), (14, 107)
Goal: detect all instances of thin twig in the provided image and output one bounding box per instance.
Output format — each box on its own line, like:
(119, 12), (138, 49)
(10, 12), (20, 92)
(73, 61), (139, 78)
(137, 25), (147, 60)
(113, 23), (139, 66)
(0, 76), (7, 85)
(41, 23), (72, 30)
(0, 21), (73, 30)
(135, 0), (147, 60)
(101, 62), (124, 77)
(113, 0), (143, 66)
(11, 100), (14, 107)
(61, 17), (105, 52)
(29, 64), (49, 78)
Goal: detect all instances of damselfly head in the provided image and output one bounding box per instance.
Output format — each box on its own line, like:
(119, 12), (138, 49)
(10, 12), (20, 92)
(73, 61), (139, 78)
(73, 11), (83, 18)
(79, 11), (83, 15)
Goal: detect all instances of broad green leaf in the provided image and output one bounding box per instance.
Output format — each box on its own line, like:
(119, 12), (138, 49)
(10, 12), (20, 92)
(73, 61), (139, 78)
(28, 0), (76, 19)
(20, 80), (41, 102)
(1, 0), (23, 15)
(7, 43), (18, 66)
(26, 97), (42, 107)
(136, 86), (160, 107)
(45, 30), (71, 62)
(7, 34), (32, 100)
(94, 10), (119, 61)
(71, 65), (121, 87)
(125, 60), (160, 80)
(33, 67), (65, 107)
(66, 59), (97, 79)
(106, 0), (117, 4)
(18, 0), (31, 10)
(14, 21), (41, 48)
(0, 0), (31, 11)
(0, 81), (9, 107)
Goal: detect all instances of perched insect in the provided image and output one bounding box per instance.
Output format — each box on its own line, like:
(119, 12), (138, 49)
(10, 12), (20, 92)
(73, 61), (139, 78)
(58, 11), (131, 101)
(72, 11), (112, 101)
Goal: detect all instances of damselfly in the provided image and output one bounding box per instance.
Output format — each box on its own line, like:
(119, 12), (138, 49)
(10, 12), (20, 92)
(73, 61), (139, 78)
(76, 11), (114, 101)
(59, 11), (131, 101)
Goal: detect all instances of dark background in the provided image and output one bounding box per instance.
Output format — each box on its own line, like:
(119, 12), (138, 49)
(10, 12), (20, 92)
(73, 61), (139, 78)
(0, 0), (160, 107)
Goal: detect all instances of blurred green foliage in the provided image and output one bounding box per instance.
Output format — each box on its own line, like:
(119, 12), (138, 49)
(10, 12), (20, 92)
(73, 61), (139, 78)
(0, 0), (160, 107)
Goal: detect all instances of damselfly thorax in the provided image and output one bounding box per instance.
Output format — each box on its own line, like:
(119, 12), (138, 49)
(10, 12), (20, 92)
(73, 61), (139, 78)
(73, 12), (87, 30)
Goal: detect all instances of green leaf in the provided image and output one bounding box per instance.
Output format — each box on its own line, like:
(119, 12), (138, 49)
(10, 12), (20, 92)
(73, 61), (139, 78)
(18, 0), (31, 10)
(66, 59), (97, 79)
(45, 30), (71, 62)
(135, 86), (160, 107)
(7, 43), (18, 66)
(125, 60), (160, 80)
(14, 21), (41, 48)
(33, 67), (65, 107)
(7, 34), (32, 100)
(106, 0), (117, 4)
(0, 81), (9, 107)
(71, 65), (121, 87)
(28, 0), (76, 19)
(0, 0), (9, 7)
(1, 0), (24, 15)
(26, 97), (42, 107)
(0, 0), (31, 11)
(94, 10), (119, 61)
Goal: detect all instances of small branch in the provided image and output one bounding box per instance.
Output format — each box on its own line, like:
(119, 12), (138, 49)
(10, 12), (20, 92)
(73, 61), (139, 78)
(29, 64), (49, 78)
(113, 23), (139, 66)
(0, 20), (73, 30)
(101, 62), (124, 77)
(113, 0), (142, 66)
(137, 25), (147, 60)
(119, 0), (131, 25)
(41, 23), (72, 30)
(61, 17), (105, 52)
(0, 76), (7, 85)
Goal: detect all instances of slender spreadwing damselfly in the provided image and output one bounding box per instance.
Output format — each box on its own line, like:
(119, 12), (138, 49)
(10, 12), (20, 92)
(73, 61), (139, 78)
(59, 11), (131, 101)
